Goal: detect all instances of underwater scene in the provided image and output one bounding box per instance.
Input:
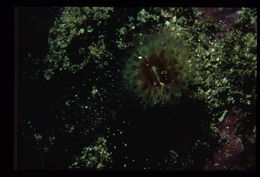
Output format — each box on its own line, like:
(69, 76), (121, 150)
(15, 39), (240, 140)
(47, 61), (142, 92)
(16, 7), (256, 170)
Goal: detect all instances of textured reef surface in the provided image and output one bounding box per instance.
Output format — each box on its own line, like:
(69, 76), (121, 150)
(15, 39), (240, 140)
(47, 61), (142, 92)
(18, 7), (256, 170)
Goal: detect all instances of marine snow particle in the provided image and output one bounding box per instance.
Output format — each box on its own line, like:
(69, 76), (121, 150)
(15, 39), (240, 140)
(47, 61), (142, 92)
(123, 30), (193, 106)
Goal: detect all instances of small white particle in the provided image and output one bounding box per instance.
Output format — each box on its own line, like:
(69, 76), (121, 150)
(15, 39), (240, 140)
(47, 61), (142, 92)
(172, 16), (177, 22)
(87, 28), (93, 33)
(79, 28), (84, 34)
(165, 21), (170, 26)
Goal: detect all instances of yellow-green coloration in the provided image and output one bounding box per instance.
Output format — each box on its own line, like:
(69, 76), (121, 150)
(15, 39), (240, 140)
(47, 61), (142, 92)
(123, 29), (194, 107)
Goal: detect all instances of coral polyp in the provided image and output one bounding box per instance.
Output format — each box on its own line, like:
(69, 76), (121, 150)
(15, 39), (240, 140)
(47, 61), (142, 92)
(123, 30), (193, 106)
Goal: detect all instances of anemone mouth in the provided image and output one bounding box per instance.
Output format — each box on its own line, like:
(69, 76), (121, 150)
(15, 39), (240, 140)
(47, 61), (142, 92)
(136, 52), (184, 93)
(124, 30), (192, 106)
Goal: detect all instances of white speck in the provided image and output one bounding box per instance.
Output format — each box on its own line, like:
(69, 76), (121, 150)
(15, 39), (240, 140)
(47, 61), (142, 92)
(79, 28), (84, 34)
(96, 163), (103, 169)
(253, 127), (256, 133)
(45, 75), (50, 80)
(225, 154), (232, 158)
(214, 163), (219, 167)
(172, 16), (177, 22)
(165, 20), (170, 26)
(236, 10), (243, 15)
(87, 28), (93, 33)
(92, 87), (98, 95)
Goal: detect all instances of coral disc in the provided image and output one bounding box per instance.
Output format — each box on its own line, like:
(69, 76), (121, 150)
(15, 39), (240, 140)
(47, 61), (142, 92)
(123, 30), (193, 106)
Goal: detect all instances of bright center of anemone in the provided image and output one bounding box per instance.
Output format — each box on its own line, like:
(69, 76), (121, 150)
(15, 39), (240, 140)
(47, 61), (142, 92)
(151, 66), (165, 87)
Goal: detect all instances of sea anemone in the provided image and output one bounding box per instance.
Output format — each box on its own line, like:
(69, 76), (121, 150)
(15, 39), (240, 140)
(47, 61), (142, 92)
(123, 29), (193, 106)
